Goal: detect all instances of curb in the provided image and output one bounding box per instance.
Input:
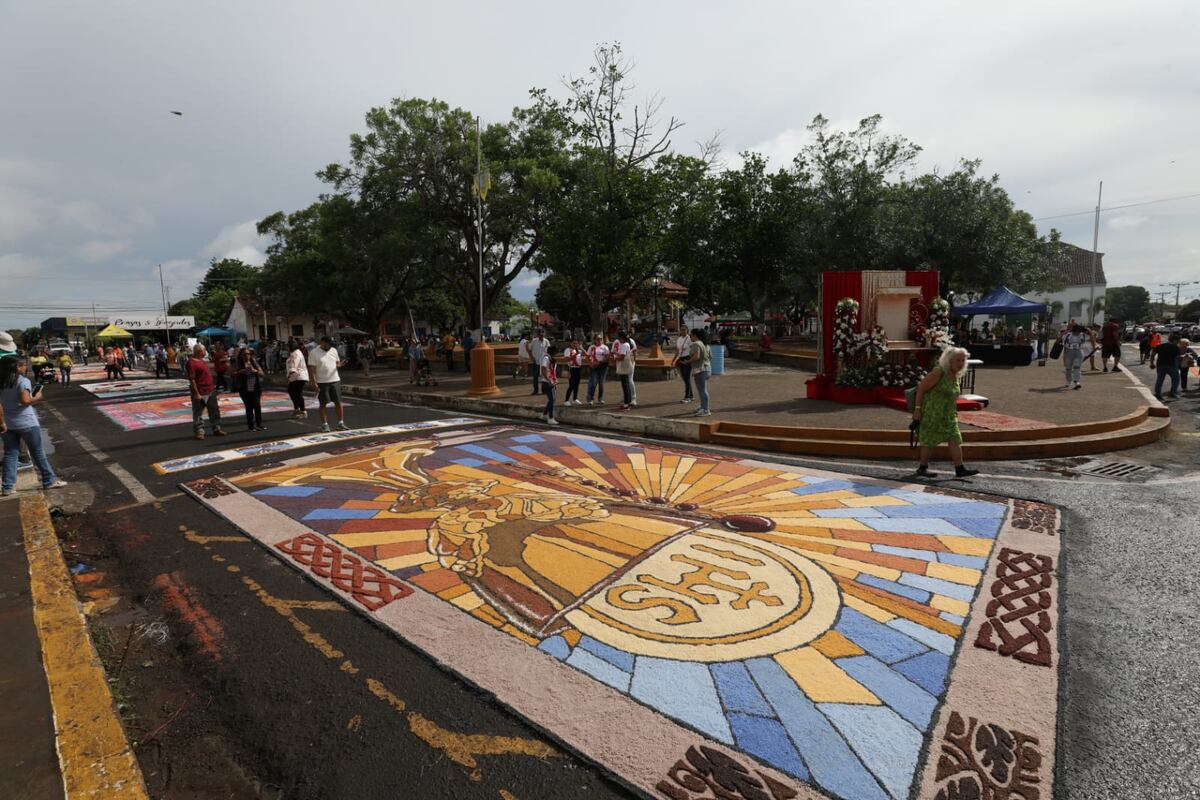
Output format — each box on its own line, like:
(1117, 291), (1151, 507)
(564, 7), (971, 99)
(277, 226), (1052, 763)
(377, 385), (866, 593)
(342, 384), (711, 443)
(1116, 362), (1171, 417)
(342, 380), (1167, 460)
(20, 495), (150, 800)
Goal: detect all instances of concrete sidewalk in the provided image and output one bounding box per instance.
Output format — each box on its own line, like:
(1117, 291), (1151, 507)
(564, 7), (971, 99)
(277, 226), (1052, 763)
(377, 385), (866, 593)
(0, 494), (149, 800)
(341, 355), (1147, 430)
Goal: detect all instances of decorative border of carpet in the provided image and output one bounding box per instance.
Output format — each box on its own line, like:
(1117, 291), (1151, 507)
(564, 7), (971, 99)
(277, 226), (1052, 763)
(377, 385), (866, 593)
(181, 429), (1063, 800)
(154, 417), (485, 473)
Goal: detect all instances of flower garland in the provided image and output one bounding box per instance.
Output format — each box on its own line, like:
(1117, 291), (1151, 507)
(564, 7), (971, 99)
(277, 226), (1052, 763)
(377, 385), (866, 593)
(928, 297), (950, 331)
(878, 360), (927, 388)
(833, 298), (860, 362)
(924, 297), (952, 349)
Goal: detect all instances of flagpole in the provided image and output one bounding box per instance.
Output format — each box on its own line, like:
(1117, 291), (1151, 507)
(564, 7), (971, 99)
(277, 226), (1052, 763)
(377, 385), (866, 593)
(466, 116), (501, 397)
(476, 116), (484, 335)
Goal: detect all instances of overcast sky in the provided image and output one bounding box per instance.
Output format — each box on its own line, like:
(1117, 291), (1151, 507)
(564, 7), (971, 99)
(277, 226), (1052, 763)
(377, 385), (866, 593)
(2, 0), (1198, 329)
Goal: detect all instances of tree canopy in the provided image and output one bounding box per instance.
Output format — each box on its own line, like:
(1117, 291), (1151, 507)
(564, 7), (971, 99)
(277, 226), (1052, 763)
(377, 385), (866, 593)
(1104, 285), (1152, 323)
(169, 258), (257, 329)
(251, 44), (1083, 333)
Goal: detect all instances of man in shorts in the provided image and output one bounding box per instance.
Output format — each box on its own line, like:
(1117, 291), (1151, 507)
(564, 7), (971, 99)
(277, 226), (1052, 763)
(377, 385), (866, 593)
(1100, 317), (1122, 372)
(307, 336), (348, 432)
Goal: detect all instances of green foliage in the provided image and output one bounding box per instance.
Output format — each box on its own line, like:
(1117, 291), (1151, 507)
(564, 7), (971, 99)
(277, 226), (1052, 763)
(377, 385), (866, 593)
(535, 272), (592, 329)
(535, 44), (717, 332)
(247, 46), (1068, 333)
(882, 160), (1066, 294)
(1178, 298), (1200, 323)
(168, 258), (256, 328)
(18, 326), (43, 349)
(1105, 285), (1152, 322)
(318, 96), (570, 328)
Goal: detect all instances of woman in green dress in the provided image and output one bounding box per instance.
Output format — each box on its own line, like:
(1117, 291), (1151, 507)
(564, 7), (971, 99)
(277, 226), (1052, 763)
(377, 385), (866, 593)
(912, 346), (979, 479)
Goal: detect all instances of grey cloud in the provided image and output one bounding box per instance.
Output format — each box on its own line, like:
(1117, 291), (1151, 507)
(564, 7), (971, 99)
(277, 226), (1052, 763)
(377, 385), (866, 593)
(2, 0), (1198, 327)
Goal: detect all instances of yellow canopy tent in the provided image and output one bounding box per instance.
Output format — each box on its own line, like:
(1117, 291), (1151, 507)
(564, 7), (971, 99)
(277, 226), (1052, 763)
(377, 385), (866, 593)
(95, 324), (133, 339)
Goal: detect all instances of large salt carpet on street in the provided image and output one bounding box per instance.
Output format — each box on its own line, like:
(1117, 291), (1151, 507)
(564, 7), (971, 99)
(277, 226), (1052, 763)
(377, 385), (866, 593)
(185, 423), (1063, 800)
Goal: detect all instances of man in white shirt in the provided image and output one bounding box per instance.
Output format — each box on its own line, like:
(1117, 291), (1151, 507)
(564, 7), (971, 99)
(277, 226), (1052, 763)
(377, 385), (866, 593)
(307, 336), (349, 432)
(674, 330), (693, 403)
(529, 329), (550, 395)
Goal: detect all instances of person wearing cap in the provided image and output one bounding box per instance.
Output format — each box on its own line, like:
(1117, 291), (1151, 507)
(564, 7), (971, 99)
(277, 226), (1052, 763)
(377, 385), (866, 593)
(0, 331), (16, 359)
(2, 355), (67, 496)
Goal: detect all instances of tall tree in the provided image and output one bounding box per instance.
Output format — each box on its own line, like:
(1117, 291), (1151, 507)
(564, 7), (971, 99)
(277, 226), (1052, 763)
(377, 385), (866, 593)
(537, 44), (717, 331)
(318, 97), (570, 329)
(882, 160), (1067, 295)
(169, 257), (258, 328)
(257, 194), (427, 335)
(1104, 285), (1152, 322)
(802, 114), (921, 271)
(697, 153), (805, 321)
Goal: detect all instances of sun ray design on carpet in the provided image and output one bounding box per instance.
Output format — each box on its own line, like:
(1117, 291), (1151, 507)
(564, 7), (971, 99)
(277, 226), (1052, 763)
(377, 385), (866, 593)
(208, 427), (1022, 800)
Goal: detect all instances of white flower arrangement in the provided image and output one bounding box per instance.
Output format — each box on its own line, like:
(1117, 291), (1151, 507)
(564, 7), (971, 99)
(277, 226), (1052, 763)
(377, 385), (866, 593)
(859, 325), (888, 362)
(833, 298), (861, 362)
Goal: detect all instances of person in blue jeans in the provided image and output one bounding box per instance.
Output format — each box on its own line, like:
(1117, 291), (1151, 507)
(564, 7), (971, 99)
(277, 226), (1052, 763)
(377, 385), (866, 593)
(1149, 333), (1182, 400)
(688, 329), (713, 417)
(1, 355), (66, 496)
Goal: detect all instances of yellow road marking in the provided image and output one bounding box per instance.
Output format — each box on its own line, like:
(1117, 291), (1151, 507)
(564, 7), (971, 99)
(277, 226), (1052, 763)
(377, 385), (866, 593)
(20, 495), (150, 800)
(184, 527), (561, 778)
(181, 525), (247, 545)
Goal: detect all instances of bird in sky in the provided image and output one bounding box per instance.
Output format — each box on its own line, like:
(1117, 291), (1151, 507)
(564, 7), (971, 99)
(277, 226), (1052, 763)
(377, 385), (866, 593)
(169, 110), (183, 116)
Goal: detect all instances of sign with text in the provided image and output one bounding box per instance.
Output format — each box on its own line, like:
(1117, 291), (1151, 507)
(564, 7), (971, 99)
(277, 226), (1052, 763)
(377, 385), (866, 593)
(109, 315), (195, 330)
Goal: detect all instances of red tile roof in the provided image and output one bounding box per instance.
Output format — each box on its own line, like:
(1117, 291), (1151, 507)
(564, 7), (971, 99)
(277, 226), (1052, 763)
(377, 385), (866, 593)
(1048, 243), (1106, 287)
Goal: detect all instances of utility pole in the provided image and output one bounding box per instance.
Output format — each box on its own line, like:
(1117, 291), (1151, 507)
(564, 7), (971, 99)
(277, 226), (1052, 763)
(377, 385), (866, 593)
(158, 263), (170, 321)
(1088, 181), (1102, 325)
(1154, 291), (1170, 320)
(1162, 281), (1195, 320)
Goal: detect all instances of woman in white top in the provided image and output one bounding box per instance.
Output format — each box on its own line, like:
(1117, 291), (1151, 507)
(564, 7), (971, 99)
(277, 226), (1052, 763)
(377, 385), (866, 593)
(562, 339), (584, 405)
(613, 331), (635, 410)
(516, 334), (531, 379)
(285, 341), (309, 418)
(540, 344), (559, 424)
(586, 335), (609, 405)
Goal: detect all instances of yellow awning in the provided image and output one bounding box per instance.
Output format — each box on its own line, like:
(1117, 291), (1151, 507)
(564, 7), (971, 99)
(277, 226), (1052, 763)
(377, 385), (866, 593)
(95, 324), (133, 338)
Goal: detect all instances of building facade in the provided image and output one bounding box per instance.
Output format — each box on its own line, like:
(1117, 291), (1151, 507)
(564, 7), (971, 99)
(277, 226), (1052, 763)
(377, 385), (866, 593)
(1024, 243), (1107, 325)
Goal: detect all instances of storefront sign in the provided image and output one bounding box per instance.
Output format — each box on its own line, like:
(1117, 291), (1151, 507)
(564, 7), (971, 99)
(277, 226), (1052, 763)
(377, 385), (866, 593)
(109, 315), (195, 330)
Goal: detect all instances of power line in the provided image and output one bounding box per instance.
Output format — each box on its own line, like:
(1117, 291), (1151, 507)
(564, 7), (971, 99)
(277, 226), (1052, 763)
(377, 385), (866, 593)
(0, 274), (253, 283)
(1032, 191), (1200, 222)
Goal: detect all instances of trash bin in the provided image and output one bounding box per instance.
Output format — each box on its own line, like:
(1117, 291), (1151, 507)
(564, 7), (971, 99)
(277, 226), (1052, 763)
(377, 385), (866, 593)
(710, 344), (726, 376)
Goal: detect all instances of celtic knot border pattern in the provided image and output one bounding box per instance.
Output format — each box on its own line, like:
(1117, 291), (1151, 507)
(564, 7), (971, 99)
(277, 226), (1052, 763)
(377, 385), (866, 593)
(933, 711), (1043, 800)
(275, 532), (413, 611)
(974, 547), (1055, 667)
(657, 745), (797, 800)
(1011, 499), (1058, 536)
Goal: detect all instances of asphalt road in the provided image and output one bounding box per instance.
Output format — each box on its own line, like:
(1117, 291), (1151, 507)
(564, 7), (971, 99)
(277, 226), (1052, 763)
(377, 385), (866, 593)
(28, 356), (1200, 800)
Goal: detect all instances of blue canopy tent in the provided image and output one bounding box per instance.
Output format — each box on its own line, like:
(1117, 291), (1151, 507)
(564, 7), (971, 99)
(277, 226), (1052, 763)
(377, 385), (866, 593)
(953, 287), (1048, 367)
(195, 326), (234, 339)
(952, 286), (1048, 316)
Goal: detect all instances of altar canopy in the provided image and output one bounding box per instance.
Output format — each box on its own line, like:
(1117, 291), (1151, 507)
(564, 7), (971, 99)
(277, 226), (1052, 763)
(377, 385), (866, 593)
(952, 287), (1048, 316)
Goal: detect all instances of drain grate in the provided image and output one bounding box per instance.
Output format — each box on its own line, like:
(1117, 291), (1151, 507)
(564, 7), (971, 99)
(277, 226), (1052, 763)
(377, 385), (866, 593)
(1077, 461), (1158, 480)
